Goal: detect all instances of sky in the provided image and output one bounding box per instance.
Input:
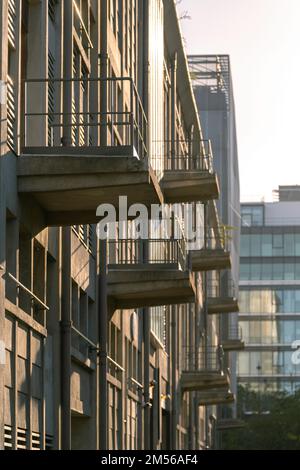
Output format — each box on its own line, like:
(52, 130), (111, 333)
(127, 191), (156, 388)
(179, 0), (300, 202)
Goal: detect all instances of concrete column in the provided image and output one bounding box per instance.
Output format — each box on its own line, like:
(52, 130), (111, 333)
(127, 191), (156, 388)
(170, 55), (178, 449)
(143, 308), (150, 449)
(170, 305), (177, 449)
(61, 227), (72, 449)
(100, 0), (108, 146)
(99, 239), (108, 450)
(0, 0), (8, 451)
(188, 304), (194, 449)
(60, 0), (74, 449)
(98, 1), (109, 450)
(62, 0), (73, 146)
(170, 54), (177, 162)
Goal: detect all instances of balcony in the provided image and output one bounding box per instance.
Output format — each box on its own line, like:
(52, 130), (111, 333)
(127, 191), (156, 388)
(161, 139), (219, 203)
(181, 346), (230, 392)
(17, 77), (163, 226)
(207, 280), (239, 315)
(4, 272), (48, 332)
(216, 419), (246, 431)
(190, 230), (231, 272)
(222, 325), (245, 351)
(197, 389), (235, 406)
(107, 239), (196, 311)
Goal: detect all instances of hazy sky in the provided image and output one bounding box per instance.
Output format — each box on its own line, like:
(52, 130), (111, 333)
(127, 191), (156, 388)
(180, 0), (300, 202)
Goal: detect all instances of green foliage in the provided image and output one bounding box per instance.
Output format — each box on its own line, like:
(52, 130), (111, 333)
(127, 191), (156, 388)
(221, 386), (300, 450)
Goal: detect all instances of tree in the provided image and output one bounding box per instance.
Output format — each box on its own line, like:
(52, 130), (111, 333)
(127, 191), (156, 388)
(222, 386), (300, 450)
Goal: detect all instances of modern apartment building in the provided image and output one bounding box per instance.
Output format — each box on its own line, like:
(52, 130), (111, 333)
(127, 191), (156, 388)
(238, 188), (300, 411)
(189, 55), (242, 437)
(0, 1), (238, 450)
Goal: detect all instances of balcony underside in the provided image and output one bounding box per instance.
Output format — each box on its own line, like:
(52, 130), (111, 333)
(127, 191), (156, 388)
(190, 248), (231, 272)
(216, 419), (246, 431)
(198, 389), (235, 406)
(181, 371), (229, 392)
(17, 146), (163, 226)
(107, 264), (196, 310)
(207, 297), (239, 314)
(161, 171), (219, 203)
(222, 339), (245, 352)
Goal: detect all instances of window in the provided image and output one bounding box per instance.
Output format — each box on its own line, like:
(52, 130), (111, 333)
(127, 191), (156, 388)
(261, 234), (272, 256)
(284, 233), (295, 256)
(262, 263), (272, 280)
(240, 263), (250, 280)
(241, 234), (250, 256)
(284, 263), (294, 280)
(250, 263), (261, 280)
(273, 234), (283, 255)
(273, 263), (283, 280)
(238, 352), (250, 375)
(241, 205), (263, 226)
(250, 234), (261, 256)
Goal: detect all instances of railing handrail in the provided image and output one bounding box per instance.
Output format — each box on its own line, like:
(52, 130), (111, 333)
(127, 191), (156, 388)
(128, 377), (144, 389)
(71, 324), (97, 350)
(23, 75), (149, 161)
(181, 345), (225, 372)
(7, 272), (49, 311)
(107, 355), (125, 372)
(23, 76), (137, 84)
(107, 238), (187, 269)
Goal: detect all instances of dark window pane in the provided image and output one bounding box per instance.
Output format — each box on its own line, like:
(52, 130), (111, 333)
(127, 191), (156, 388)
(262, 234), (272, 256)
(284, 233), (294, 256)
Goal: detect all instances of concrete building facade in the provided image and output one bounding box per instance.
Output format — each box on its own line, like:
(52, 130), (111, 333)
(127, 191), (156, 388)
(239, 189), (300, 412)
(188, 55), (242, 434)
(0, 1), (238, 450)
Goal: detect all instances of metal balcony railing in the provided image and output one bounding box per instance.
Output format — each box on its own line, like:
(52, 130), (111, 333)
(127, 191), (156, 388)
(71, 325), (97, 362)
(203, 228), (231, 250)
(224, 325), (243, 342)
(22, 77), (148, 160)
(107, 238), (188, 271)
(163, 139), (214, 172)
(181, 345), (225, 372)
(107, 355), (124, 382)
(5, 272), (49, 327)
(207, 279), (237, 298)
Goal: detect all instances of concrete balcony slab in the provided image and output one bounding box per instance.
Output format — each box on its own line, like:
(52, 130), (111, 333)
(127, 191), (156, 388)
(197, 389), (235, 406)
(207, 297), (239, 314)
(181, 370), (230, 392)
(216, 419), (246, 431)
(107, 264), (196, 310)
(161, 170), (219, 204)
(222, 339), (245, 352)
(17, 146), (163, 226)
(190, 248), (231, 272)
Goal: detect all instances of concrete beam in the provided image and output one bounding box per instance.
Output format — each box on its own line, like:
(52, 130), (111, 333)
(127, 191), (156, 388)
(216, 419), (246, 431)
(197, 390), (235, 406)
(207, 297), (239, 314)
(107, 265), (196, 310)
(190, 248), (231, 272)
(17, 153), (163, 225)
(162, 171), (219, 204)
(181, 371), (230, 393)
(222, 339), (245, 352)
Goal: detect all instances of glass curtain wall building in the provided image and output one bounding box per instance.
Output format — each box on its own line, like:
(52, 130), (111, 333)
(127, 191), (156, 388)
(239, 192), (300, 403)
